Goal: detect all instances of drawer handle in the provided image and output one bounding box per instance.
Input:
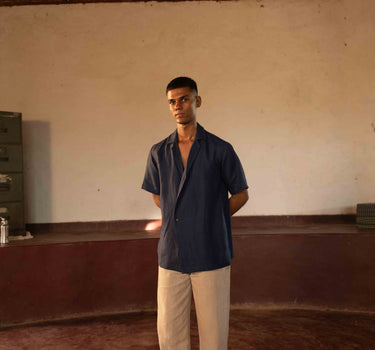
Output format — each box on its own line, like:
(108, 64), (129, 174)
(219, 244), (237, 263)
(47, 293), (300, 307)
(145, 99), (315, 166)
(0, 183), (10, 191)
(0, 157), (9, 162)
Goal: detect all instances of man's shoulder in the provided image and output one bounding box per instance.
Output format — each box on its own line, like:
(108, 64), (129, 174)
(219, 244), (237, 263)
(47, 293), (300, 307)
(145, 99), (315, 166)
(203, 127), (234, 151)
(149, 130), (176, 154)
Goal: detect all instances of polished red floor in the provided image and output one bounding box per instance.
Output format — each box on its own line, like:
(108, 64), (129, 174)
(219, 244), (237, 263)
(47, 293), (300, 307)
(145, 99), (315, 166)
(1, 307), (374, 350)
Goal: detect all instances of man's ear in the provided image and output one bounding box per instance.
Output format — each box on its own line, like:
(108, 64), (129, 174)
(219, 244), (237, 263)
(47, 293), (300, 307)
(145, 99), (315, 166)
(196, 96), (202, 108)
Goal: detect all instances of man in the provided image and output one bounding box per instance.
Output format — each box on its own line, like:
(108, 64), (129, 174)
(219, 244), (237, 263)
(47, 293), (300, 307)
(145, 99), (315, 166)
(142, 77), (248, 349)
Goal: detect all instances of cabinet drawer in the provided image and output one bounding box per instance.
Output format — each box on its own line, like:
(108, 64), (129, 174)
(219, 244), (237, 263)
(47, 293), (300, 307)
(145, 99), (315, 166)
(0, 145), (23, 172)
(0, 173), (23, 202)
(0, 202), (24, 231)
(0, 112), (22, 144)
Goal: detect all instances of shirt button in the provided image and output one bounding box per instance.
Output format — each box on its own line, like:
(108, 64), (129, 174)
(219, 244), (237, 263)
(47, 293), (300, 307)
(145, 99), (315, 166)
(175, 218), (179, 222)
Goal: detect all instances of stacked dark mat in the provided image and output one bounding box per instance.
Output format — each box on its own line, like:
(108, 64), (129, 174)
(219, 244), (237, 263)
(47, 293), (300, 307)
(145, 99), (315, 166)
(356, 203), (375, 228)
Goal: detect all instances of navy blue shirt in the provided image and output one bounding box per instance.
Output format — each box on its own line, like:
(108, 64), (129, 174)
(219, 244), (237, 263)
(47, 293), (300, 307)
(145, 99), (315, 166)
(142, 123), (248, 274)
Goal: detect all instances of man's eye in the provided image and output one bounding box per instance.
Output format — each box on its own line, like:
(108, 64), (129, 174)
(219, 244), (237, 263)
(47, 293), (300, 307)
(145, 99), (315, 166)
(182, 97), (189, 102)
(169, 101), (175, 105)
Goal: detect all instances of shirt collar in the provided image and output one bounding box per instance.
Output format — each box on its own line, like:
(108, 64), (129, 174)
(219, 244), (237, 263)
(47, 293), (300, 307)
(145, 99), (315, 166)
(167, 123), (207, 145)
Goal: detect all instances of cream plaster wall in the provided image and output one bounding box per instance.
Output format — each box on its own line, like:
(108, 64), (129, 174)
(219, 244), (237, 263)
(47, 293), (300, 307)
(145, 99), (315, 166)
(1, 0), (374, 223)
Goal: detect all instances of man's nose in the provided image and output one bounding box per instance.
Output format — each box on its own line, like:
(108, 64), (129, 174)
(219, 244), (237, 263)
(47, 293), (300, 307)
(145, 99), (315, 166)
(174, 101), (182, 109)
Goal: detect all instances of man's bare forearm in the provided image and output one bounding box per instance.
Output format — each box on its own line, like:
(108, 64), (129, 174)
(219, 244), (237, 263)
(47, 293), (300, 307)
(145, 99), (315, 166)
(229, 189), (249, 216)
(152, 194), (161, 208)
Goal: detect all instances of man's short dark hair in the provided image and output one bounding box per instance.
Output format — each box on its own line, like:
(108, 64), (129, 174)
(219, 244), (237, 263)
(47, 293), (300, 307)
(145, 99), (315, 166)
(166, 77), (198, 95)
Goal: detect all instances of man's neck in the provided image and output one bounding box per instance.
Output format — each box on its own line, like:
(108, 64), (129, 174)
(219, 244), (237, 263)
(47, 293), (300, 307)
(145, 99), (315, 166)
(177, 122), (197, 143)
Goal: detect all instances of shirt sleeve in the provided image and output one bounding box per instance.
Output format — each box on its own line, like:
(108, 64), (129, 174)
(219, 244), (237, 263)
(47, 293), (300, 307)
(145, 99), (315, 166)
(142, 146), (160, 195)
(220, 143), (248, 195)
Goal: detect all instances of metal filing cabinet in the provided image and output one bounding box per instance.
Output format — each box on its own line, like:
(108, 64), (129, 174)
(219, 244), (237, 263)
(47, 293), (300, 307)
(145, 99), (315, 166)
(0, 111), (25, 235)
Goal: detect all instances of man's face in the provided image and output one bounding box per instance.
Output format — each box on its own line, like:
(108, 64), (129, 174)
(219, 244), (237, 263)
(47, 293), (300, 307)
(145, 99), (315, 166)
(167, 87), (201, 126)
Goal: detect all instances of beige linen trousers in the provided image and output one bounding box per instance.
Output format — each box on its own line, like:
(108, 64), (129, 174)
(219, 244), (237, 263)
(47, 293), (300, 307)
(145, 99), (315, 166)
(157, 265), (231, 350)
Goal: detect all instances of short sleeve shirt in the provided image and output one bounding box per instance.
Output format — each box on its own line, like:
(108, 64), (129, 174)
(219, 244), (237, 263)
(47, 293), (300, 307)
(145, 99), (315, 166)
(142, 123), (248, 274)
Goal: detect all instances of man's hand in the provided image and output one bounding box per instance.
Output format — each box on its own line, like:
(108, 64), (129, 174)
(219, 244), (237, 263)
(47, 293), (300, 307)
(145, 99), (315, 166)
(229, 189), (249, 216)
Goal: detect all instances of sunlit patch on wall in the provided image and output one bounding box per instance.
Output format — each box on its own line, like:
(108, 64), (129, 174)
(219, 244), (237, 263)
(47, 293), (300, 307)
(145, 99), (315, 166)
(145, 219), (162, 231)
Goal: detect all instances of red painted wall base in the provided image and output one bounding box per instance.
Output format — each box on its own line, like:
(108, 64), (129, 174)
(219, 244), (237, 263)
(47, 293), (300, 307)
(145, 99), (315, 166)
(1, 218), (375, 327)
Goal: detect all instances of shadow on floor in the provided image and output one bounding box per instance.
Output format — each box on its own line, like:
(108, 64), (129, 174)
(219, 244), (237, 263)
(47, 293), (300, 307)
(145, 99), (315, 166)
(0, 308), (375, 349)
